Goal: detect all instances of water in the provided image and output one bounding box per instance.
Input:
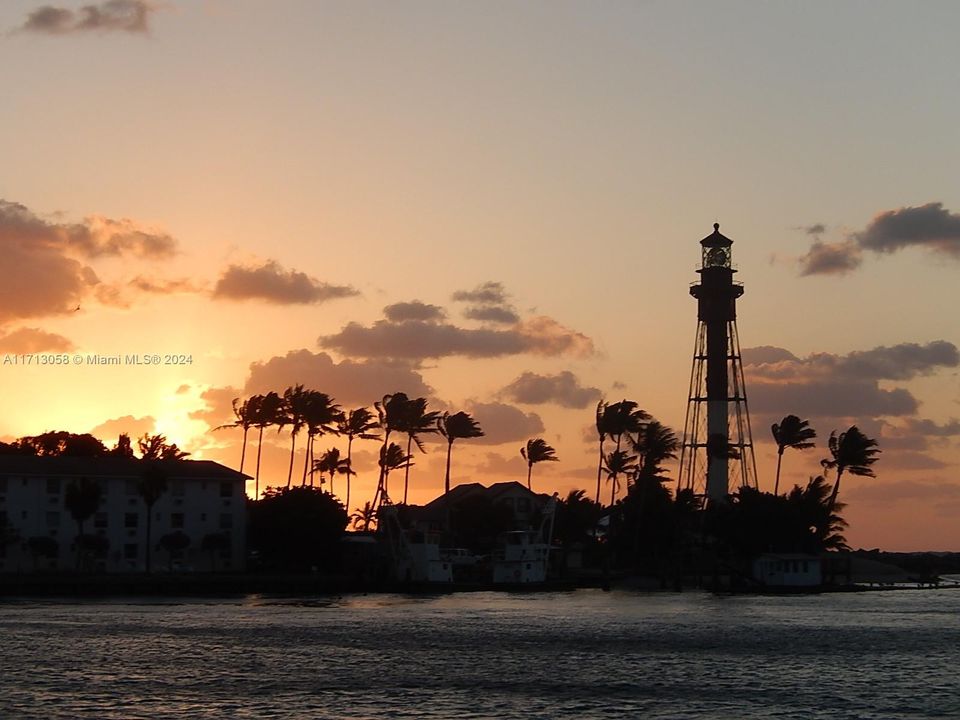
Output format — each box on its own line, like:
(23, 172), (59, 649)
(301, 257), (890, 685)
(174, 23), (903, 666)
(2, 589), (959, 718)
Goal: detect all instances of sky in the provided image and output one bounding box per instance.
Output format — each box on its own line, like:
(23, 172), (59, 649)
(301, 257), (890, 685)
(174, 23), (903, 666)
(0, 0), (958, 550)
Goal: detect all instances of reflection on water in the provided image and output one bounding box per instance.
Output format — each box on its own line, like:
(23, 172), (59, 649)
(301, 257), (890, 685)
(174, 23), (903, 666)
(2, 589), (959, 718)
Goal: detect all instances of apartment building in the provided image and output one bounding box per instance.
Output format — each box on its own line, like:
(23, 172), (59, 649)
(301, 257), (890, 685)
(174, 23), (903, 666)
(0, 456), (248, 573)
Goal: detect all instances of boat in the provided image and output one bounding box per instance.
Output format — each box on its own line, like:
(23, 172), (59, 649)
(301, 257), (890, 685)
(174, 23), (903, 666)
(378, 504), (452, 584)
(492, 495), (557, 585)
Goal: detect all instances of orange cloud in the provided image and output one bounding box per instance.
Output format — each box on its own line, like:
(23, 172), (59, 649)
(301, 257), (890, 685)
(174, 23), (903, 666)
(0, 328), (74, 353)
(213, 260), (358, 305)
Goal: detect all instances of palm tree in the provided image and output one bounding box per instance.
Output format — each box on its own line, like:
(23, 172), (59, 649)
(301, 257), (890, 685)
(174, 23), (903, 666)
(137, 433), (190, 460)
(300, 390), (342, 486)
(787, 475), (849, 551)
(138, 462), (168, 574)
(771, 415), (817, 495)
(64, 476), (102, 569)
(823, 425), (880, 511)
(378, 442), (413, 504)
(437, 411), (484, 495)
(373, 393), (410, 508)
(520, 438), (558, 491)
(352, 501), (377, 531)
(252, 391), (282, 500)
(608, 400), (650, 453)
(398, 397), (440, 504)
(603, 448), (638, 507)
(594, 400), (612, 505)
(314, 447), (353, 495)
(279, 384), (310, 489)
(595, 400), (649, 497)
(338, 407), (380, 515)
(215, 397), (257, 474)
(631, 420), (680, 483)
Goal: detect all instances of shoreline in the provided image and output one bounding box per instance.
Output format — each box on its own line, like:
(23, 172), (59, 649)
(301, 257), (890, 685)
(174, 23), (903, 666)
(1, 572), (957, 599)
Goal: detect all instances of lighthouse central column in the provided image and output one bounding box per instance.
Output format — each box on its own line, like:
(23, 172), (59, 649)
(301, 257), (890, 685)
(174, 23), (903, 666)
(705, 317), (729, 499)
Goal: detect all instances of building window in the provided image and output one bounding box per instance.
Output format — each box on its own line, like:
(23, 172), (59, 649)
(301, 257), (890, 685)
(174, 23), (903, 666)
(124, 543), (138, 560)
(46, 511), (60, 528)
(219, 513), (233, 530)
(47, 477), (61, 494)
(126, 479), (139, 495)
(171, 480), (185, 497)
(124, 513), (139, 529)
(171, 513), (184, 529)
(94, 512), (108, 529)
(219, 482), (233, 498)
(200, 513), (207, 522)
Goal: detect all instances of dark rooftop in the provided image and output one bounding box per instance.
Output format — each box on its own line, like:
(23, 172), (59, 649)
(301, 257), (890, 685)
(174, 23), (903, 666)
(0, 456), (249, 480)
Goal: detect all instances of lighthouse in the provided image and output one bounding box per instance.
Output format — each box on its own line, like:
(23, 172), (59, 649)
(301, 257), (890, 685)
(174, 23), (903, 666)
(678, 224), (758, 501)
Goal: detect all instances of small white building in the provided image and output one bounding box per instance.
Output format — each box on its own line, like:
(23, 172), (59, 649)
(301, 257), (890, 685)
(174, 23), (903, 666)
(0, 456), (248, 573)
(753, 553), (822, 587)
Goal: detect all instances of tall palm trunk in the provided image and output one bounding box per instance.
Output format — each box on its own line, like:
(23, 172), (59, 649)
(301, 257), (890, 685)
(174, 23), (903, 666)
(774, 449), (785, 495)
(345, 436), (354, 515)
(609, 472), (618, 507)
(240, 427), (248, 474)
(526, 463), (533, 491)
(444, 439), (454, 494)
(373, 431), (390, 509)
(595, 439), (604, 504)
(286, 432), (297, 489)
(403, 435), (414, 504)
(302, 433), (312, 487)
(254, 426), (264, 500)
(827, 468), (844, 511)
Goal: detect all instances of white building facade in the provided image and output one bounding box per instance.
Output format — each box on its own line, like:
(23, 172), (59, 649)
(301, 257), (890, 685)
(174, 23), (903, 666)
(0, 457), (248, 573)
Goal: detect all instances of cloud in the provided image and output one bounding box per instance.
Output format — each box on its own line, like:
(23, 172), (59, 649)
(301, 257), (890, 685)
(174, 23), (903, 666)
(741, 346), (800, 366)
(21, 1), (154, 34)
(212, 260), (359, 305)
(855, 202), (960, 256)
(798, 240), (862, 276)
(799, 202), (960, 276)
(129, 275), (199, 294)
(89, 414), (156, 443)
(0, 327), (74, 353)
(847, 479), (960, 505)
(464, 401), (544, 446)
(804, 224), (826, 235)
(744, 341), (959, 383)
(319, 315), (593, 361)
(453, 281), (520, 324)
(0, 199), (178, 323)
(878, 451), (948, 471)
(452, 281), (509, 305)
(473, 451), (527, 478)
(383, 301), (446, 323)
(175, 384), (190, 395)
(841, 341), (960, 381)
(188, 386), (241, 428)
(743, 341), (960, 419)
(463, 305), (520, 324)
(901, 418), (960, 437)
(748, 380), (918, 418)
(67, 215), (176, 259)
(501, 371), (601, 409)
(244, 350), (432, 407)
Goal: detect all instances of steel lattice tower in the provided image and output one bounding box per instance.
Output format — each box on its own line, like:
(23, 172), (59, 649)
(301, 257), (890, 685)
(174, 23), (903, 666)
(678, 224), (758, 501)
